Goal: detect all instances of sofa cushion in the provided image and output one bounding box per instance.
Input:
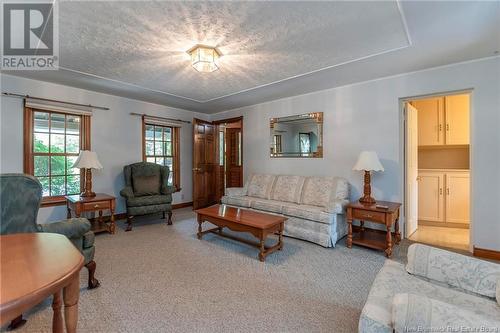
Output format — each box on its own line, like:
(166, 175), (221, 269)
(271, 175), (305, 203)
(251, 198), (284, 214)
(247, 174), (276, 199)
(359, 260), (500, 333)
(133, 174), (160, 196)
(127, 194), (172, 207)
(221, 195), (253, 208)
(301, 176), (347, 207)
(282, 204), (334, 224)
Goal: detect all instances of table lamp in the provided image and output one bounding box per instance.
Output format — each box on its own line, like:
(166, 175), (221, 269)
(353, 151), (384, 204)
(72, 150), (103, 197)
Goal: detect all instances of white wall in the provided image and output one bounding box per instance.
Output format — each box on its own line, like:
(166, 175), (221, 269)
(212, 56), (500, 252)
(0, 74), (209, 223)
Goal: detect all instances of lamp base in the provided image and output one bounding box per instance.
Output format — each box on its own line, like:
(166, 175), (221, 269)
(359, 170), (377, 205)
(359, 196), (376, 205)
(80, 190), (96, 198)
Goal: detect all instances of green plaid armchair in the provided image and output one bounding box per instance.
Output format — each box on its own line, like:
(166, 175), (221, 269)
(0, 174), (99, 328)
(120, 162), (175, 231)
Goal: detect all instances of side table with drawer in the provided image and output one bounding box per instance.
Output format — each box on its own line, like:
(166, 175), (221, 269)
(65, 193), (116, 234)
(346, 201), (401, 257)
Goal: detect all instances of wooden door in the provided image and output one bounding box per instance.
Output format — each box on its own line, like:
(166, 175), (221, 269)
(414, 97), (444, 146)
(406, 103), (419, 237)
(445, 172), (470, 224)
(225, 127), (243, 188)
(193, 118), (217, 209)
(418, 171), (445, 223)
(445, 94), (470, 145)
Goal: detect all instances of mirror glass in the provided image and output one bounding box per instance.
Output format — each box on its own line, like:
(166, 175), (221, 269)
(270, 112), (323, 158)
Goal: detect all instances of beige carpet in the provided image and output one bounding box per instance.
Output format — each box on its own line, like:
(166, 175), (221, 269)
(2, 208), (409, 333)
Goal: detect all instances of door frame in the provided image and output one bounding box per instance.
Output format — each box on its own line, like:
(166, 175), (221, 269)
(399, 89), (473, 251)
(212, 116), (243, 200)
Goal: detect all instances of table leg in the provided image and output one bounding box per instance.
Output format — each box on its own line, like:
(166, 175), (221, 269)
(385, 225), (393, 258)
(63, 274), (80, 333)
(110, 208), (116, 234)
(360, 220), (365, 231)
(258, 237), (265, 262)
(347, 217), (353, 248)
(52, 291), (63, 333)
(394, 218), (401, 244)
(66, 207), (71, 219)
(197, 215), (203, 240)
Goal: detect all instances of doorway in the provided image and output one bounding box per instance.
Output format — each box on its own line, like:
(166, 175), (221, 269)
(192, 117), (243, 209)
(404, 92), (471, 252)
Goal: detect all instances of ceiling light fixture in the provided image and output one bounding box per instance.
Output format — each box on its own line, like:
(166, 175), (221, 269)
(187, 45), (221, 73)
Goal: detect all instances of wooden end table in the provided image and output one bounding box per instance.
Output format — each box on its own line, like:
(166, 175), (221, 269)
(0, 233), (84, 333)
(196, 204), (287, 262)
(66, 193), (116, 234)
(346, 201), (401, 257)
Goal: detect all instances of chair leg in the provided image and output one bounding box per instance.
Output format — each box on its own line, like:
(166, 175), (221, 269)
(126, 215), (133, 232)
(8, 315), (26, 330)
(167, 211), (173, 225)
(162, 211), (165, 219)
(85, 260), (100, 289)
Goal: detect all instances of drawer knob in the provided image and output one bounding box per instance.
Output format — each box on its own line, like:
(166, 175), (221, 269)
(94, 204), (99, 208)
(363, 214), (373, 218)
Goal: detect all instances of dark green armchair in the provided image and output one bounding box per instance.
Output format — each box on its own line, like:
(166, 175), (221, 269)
(0, 174), (99, 328)
(120, 162), (175, 231)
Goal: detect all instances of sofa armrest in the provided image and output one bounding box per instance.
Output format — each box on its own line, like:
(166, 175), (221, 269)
(161, 185), (176, 195)
(406, 243), (500, 298)
(38, 218), (91, 239)
(323, 199), (349, 214)
(120, 186), (135, 199)
(82, 231), (95, 249)
(392, 293), (500, 333)
(225, 187), (247, 197)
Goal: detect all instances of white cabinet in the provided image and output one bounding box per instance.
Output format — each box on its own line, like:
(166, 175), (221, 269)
(418, 169), (469, 225)
(414, 94), (469, 146)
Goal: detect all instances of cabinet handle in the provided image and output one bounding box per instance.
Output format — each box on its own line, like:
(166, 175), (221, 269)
(439, 124), (442, 131)
(439, 188), (443, 195)
(446, 124), (450, 131)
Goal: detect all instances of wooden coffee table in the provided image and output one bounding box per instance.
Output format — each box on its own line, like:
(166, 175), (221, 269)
(195, 205), (287, 262)
(0, 233), (84, 332)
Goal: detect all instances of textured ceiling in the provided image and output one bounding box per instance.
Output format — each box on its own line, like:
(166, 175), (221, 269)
(3, 1), (500, 113)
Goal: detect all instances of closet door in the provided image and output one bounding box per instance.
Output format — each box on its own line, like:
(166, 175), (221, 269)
(418, 171), (445, 222)
(445, 172), (470, 224)
(414, 98), (444, 146)
(445, 94), (470, 145)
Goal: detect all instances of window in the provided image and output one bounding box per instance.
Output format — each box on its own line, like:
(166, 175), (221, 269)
(142, 120), (180, 190)
(273, 134), (282, 154)
(299, 133), (311, 154)
(24, 107), (91, 206)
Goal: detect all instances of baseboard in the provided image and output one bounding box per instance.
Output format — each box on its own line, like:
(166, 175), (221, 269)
(172, 201), (193, 209)
(473, 246), (500, 261)
(418, 220), (469, 229)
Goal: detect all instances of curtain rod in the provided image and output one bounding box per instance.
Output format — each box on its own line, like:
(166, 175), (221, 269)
(130, 112), (191, 124)
(2, 92), (110, 110)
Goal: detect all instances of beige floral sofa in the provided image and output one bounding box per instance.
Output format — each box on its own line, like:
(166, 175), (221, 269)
(360, 243), (500, 332)
(221, 174), (350, 247)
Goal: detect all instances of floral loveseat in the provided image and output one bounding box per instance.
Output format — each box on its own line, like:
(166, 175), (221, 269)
(360, 243), (500, 332)
(221, 174), (350, 247)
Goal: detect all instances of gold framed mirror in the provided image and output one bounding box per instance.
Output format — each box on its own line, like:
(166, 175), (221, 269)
(270, 112), (323, 158)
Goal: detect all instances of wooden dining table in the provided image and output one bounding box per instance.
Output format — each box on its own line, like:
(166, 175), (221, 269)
(0, 233), (84, 332)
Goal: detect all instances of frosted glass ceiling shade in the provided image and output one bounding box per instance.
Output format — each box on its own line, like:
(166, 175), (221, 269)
(188, 45), (221, 73)
(353, 151), (384, 172)
(72, 151), (103, 169)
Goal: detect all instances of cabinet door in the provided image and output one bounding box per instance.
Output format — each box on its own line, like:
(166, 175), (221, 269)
(445, 94), (470, 145)
(413, 98), (444, 146)
(418, 171), (445, 222)
(445, 172), (470, 224)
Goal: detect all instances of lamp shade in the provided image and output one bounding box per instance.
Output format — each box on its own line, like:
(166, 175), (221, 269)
(72, 150), (103, 169)
(353, 151), (384, 172)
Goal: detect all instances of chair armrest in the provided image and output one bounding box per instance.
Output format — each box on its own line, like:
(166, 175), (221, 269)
(120, 186), (135, 199)
(225, 187), (247, 197)
(82, 231), (95, 249)
(161, 185), (176, 195)
(323, 199), (349, 214)
(392, 293), (500, 332)
(406, 243), (500, 298)
(37, 218), (91, 239)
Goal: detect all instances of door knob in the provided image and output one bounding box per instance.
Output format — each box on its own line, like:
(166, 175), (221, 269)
(193, 168), (201, 172)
